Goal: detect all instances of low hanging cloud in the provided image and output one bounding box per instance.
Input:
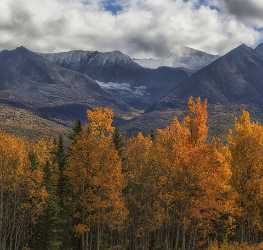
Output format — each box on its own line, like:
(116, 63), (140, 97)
(0, 0), (262, 57)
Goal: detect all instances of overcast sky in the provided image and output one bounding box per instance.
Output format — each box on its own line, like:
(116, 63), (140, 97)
(0, 0), (262, 57)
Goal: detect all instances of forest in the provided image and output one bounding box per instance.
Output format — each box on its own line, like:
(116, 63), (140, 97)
(1, 97), (263, 250)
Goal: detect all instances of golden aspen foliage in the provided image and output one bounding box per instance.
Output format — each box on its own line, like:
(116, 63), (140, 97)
(87, 107), (115, 138)
(0, 132), (47, 249)
(150, 97), (233, 248)
(31, 138), (56, 166)
(124, 133), (166, 237)
(66, 107), (127, 249)
(185, 96), (208, 145)
(4, 99), (263, 249)
(30, 138), (59, 188)
(227, 111), (263, 240)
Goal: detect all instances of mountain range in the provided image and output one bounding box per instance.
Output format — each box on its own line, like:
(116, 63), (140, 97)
(134, 46), (218, 71)
(42, 50), (189, 108)
(156, 44), (263, 109)
(0, 44), (263, 137)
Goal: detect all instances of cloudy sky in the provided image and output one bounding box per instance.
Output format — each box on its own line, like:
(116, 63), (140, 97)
(0, 0), (263, 57)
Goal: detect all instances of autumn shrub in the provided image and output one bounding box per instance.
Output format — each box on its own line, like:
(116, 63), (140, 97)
(208, 242), (258, 250)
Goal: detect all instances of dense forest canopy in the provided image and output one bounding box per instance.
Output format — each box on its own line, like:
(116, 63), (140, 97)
(1, 97), (263, 250)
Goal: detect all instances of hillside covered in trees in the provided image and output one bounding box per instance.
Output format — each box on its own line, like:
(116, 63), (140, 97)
(2, 97), (263, 250)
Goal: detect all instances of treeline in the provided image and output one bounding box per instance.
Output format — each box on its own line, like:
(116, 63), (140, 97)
(1, 97), (263, 250)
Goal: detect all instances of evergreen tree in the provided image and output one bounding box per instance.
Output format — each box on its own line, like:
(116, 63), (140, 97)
(31, 162), (62, 250)
(56, 135), (66, 205)
(30, 139), (63, 250)
(70, 120), (82, 141)
(149, 129), (156, 141)
(113, 126), (124, 154)
(29, 150), (38, 170)
(55, 135), (74, 250)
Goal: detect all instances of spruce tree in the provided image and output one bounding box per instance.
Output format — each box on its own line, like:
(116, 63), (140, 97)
(113, 126), (124, 155)
(70, 120), (82, 141)
(149, 129), (156, 141)
(31, 162), (62, 250)
(56, 135), (66, 206)
(55, 135), (73, 250)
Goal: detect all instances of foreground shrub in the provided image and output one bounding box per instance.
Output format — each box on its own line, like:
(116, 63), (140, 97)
(208, 242), (259, 250)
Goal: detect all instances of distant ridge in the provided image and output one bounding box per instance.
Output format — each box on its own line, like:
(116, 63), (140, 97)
(154, 44), (263, 109)
(43, 49), (189, 107)
(2, 43), (263, 136)
(134, 46), (218, 71)
(0, 46), (130, 118)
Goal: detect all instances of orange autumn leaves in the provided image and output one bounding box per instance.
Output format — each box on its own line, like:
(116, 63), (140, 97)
(0, 134), (56, 249)
(67, 108), (128, 241)
(228, 111), (263, 240)
(66, 98), (235, 248)
(123, 97), (233, 246)
(1, 97), (263, 249)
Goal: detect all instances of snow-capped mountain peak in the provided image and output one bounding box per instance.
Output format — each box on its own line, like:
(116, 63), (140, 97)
(42, 50), (141, 69)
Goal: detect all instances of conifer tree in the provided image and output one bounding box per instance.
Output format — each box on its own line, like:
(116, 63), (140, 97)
(30, 139), (62, 250)
(70, 120), (82, 141)
(55, 135), (73, 250)
(56, 135), (67, 206)
(113, 126), (124, 155)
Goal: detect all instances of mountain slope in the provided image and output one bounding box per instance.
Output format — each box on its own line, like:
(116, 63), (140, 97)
(2, 44), (263, 137)
(157, 44), (263, 109)
(255, 43), (263, 58)
(0, 46), (129, 111)
(0, 103), (68, 139)
(42, 50), (189, 107)
(42, 50), (143, 83)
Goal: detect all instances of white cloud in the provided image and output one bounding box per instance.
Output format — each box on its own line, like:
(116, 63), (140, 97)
(0, 0), (261, 57)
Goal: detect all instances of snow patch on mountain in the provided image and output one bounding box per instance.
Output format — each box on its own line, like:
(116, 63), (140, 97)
(42, 51), (93, 64)
(90, 51), (138, 66)
(42, 50), (141, 68)
(96, 81), (147, 97)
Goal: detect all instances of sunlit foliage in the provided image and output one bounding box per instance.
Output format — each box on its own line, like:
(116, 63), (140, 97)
(2, 98), (263, 250)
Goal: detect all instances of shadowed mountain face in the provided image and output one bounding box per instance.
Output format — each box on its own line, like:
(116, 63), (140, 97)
(0, 46), (189, 126)
(255, 43), (263, 58)
(0, 47), (128, 111)
(42, 50), (189, 106)
(156, 44), (263, 109)
(2, 44), (263, 137)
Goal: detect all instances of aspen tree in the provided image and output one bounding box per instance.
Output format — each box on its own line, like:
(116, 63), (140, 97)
(67, 108), (127, 250)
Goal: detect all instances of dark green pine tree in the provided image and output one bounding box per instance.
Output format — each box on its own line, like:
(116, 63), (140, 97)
(69, 120), (82, 142)
(149, 129), (156, 141)
(28, 151), (42, 249)
(113, 127), (124, 155)
(55, 135), (74, 250)
(30, 161), (62, 250)
(56, 135), (66, 206)
(29, 151), (38, 171)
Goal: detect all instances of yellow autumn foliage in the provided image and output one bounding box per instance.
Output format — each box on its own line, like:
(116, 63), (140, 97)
(0, 132), (48, 248)
(67, 107), (127, 249)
